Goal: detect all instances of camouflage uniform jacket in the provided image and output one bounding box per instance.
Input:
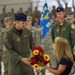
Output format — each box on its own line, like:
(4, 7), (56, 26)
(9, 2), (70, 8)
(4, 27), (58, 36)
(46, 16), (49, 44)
(1, 28), (12, 51)
(31, 26), (42, 46)
(0, 27), (3, 60)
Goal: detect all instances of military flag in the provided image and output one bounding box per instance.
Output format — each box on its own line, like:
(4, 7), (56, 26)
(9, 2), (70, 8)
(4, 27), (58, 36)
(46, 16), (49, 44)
(40, 3), (53, 38)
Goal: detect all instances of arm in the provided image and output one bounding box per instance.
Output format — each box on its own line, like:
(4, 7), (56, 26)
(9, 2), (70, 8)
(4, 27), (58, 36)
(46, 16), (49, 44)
(51, 26), (55, 43)
(70, 24), (75, 53)
(45, 64), (66, 75)
(71, 25), (75, 43)
(4, 32), (22, 63)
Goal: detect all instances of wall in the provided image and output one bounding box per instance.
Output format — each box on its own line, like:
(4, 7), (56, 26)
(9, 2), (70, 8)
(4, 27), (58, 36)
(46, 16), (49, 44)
(0, 0), (32, 13)
(0, 0), (31, 5)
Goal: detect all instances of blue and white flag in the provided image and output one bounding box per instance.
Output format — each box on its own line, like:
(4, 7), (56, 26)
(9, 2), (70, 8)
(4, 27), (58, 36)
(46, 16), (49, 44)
(40, 3), (53, 38)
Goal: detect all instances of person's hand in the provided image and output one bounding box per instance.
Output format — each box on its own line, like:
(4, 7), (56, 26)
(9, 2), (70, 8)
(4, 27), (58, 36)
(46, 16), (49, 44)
(21, 58), (31, 66)
(53, 43), (55, 50)
(44, 65), (52, 73)
(51, 19), (54, 24)
(44, 65), (49, 69)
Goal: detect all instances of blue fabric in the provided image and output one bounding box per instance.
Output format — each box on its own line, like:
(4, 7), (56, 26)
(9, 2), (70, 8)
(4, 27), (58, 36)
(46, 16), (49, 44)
(40, 3), (53, 38)
(73, 22), (75, 24)
(32, 20), (40, 26)
(57, 57), (73, 75)
(2, 26), (6, 28)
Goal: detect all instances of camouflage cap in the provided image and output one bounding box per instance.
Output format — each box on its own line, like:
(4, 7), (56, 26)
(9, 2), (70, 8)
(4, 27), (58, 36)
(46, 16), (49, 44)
(27, 16), (32, 21)
(4, 17), (13, 21)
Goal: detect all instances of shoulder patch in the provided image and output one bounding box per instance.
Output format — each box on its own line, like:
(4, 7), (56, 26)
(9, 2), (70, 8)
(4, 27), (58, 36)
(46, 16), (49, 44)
(71, 24), (75, 29)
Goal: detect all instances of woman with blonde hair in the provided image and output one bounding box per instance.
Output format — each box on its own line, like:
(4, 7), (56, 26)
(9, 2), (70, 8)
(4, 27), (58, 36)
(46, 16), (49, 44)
(44, 37), (74, 75)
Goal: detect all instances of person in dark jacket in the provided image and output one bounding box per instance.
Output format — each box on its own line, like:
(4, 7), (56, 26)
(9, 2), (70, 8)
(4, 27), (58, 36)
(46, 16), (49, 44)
(4, 13), (35, 75)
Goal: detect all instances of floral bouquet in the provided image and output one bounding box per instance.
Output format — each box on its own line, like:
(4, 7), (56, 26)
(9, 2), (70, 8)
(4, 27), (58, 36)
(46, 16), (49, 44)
(30, 46), (50, 70)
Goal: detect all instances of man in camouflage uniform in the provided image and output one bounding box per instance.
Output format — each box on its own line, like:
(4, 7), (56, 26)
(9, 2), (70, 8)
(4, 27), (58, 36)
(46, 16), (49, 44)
(51, 7), (75, 74)
(0, 8), (7, 27)
(42, 28), (57, 68)
(41, 19), (57, 75)
(0, 26), (3, 75)
(32, 25), (42, 46)
(32, 7), (41, 20)
(26, 16), (45, 75)
(1, 17), (14, 75)
(3, 13), (35, 75)
(26, 16), (42, 46)
(51, 6), (56, 18)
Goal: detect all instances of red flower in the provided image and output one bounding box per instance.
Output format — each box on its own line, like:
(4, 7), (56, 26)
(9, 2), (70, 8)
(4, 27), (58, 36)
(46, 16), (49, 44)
(39, 57), (46, 64)
(31, 58), (37, 65)
(32, 46), (44, 53)
(32, 46), (38, 52)
(38, 46), (44, 53)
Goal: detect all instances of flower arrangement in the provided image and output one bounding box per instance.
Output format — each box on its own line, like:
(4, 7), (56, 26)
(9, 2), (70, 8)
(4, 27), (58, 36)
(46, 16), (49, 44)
(30, 46), (50, 70)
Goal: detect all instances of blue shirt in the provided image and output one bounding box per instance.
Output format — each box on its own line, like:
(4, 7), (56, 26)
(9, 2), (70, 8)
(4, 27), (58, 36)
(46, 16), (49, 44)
(57, 57), (73, 75)
(32, 20), (40, 26)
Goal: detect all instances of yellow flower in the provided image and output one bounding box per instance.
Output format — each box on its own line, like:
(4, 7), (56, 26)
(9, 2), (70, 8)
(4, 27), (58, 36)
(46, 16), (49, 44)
(44, 54), (50, 61)
(32, 64), (40, 70)
(33, 49), (39, 55)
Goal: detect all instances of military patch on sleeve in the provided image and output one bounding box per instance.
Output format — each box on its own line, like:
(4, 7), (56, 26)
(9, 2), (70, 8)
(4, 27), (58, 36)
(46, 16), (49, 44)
(71, 24), (75, 29)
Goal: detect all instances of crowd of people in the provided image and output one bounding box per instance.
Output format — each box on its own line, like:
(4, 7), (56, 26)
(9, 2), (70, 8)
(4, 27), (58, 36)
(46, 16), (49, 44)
(0, 3), (75, 75)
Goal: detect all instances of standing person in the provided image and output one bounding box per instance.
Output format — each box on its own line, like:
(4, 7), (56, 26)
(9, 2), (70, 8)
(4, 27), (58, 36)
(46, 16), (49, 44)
(44, 37), (74, 75)
(0, 8), (7, 27)
(42, 28), (57, 68)
(41, 13), (57, 68)
(41, 16), (57, 75)
(26, 16), (43, 75)
(51, 7), (75, 54)
(32, 7), (41, 20)
(64, 3), (69, 17)
(26, 16), (33, 30)
(3, 13), (35, 75)
(51, 6), (56, 18)
(0, 26), (3, 75)
(1, 17), (14, 75)
(26, 16), (42, 46)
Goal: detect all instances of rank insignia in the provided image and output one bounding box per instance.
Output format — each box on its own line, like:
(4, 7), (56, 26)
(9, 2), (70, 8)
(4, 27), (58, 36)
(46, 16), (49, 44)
(62, 28), (66, 31)
(71, 24), (75, 29)
(22, 35), (28, 38)
(16, 37), (20, 42)
(57, 29), (59, 32)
